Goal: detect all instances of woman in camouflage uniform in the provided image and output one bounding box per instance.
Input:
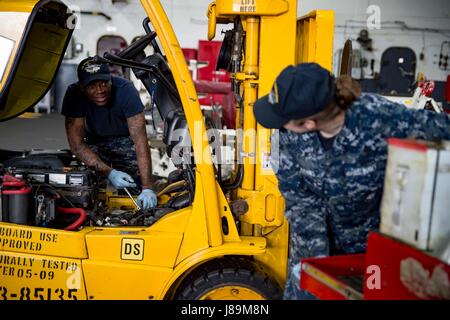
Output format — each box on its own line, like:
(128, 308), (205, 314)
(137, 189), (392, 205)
(253, 63), (450, 299)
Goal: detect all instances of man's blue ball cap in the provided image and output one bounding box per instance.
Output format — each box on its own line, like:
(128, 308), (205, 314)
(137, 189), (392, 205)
(77, 57), (112, 87)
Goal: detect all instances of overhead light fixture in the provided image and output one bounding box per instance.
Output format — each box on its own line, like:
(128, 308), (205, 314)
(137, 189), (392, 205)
(106, 25), (117, 32)
(112, 0), (128, 5)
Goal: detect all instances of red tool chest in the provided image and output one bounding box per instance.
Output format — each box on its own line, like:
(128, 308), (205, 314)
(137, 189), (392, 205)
(300, 232), (450, 300)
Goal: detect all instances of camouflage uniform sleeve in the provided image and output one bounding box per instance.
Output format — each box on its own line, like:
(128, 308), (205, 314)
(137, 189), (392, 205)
(364, 95), (450, 140)
(402, 108), (450, 140)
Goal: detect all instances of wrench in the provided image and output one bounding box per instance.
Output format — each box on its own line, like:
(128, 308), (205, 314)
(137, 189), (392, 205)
(123, 187), (141, 211)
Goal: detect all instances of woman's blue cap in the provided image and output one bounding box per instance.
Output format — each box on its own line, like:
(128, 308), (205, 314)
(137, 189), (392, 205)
(254, 63), (336, 129)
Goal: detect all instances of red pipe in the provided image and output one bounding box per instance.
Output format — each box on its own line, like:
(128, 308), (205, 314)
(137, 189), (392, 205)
(1, 187), (32, 195)
(2, 175), (26, 187)
(56, 207), (87, 231)
(3, 181), (26, 187)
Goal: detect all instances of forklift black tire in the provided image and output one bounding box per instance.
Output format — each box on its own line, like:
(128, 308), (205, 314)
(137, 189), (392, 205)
(175, 256), (283, 300)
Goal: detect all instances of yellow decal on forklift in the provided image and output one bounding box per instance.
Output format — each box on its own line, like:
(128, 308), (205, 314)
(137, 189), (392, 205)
(0, 226), (59, 252)
(233, 0), (256, 13)
(0, 251), (84, 300)
(0, 285), (79, 300)
(0, 253), (78, 278)
(121, 238), (144, 261)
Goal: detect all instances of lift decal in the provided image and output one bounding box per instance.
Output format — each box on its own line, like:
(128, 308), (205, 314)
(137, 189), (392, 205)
(233, 0), (256, 13)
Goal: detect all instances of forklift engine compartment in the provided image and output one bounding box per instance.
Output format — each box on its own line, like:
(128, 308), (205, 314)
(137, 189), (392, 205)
(0, 149), (191, 230)
(0, 31), (198, 231)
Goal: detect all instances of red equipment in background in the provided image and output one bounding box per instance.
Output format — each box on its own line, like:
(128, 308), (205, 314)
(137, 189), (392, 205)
(182, 48), (197, 62)
(300, 232), (450, 300)
(182, 40), (234, 128)
(194, 80), (235, 129)
(418, 80), (435, 97)
(197, 40), (230, 83)
(197, 40), (232, 128)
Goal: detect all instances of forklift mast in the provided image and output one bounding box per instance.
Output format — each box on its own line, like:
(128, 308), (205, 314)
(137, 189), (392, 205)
(141, 0), (334, 231)
(139, 1), (333, 284)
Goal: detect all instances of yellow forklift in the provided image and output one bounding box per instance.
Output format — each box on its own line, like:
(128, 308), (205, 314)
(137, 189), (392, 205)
(0, 0), (333, 300)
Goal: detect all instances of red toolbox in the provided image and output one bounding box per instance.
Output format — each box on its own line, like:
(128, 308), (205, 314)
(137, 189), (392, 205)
(300, 232), (450, 300)
(198, 40), (230, 82)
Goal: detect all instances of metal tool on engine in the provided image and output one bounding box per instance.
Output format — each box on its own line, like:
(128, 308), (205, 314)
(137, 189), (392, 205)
(123, 187), (141, 211)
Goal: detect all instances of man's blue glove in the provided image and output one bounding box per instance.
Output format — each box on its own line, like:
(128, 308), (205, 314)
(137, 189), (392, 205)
(137, 189), (157, 210)
(107, 169), (136, 189)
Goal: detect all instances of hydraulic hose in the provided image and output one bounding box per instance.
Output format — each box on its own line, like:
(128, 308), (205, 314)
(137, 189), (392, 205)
(57, 207), (87, 231)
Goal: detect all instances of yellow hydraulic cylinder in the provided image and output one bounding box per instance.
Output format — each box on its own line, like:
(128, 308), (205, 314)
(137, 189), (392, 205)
(244, 17), (259, 76)
(241, 17), (260, 191)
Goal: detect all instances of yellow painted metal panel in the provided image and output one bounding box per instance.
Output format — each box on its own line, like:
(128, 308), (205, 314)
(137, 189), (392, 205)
(0, 21), (69, 120)
(82, 260), (172, 300)
(0, 0), (72, 121)
(258, 3), (297, 99)
(85, 228), (183, 268)
(254, 0), (296, 192)
(148, 207), (191, 233)
(255, 217), (289, 288)
(237, 177), (285, 227)
(175, 173), (210, 264)
(0, 12), (30, 91)
(216, 181), (241, 242)
(0, 0), (38, 13)
(0, 222), (89, 259)
(296, 10), (334, 71)
(140, 0), (222, 247)
(84, 236), (265, 300)
(0, 250), (87, 300)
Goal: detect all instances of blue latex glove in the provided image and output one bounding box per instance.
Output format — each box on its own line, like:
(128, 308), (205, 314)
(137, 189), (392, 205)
(137, 189), (157, 210)
(107, 169), (136, 189)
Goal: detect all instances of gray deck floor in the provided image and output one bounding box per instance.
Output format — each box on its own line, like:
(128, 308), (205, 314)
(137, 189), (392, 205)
(0, 113), (69, 151)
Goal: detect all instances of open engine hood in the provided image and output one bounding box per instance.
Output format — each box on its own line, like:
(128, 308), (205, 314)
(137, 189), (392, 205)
(0, 0), (74, 121)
